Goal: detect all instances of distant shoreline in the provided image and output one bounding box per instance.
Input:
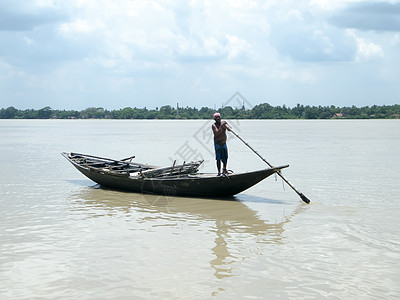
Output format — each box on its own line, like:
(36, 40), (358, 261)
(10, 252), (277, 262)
(1, 103), (399, 120)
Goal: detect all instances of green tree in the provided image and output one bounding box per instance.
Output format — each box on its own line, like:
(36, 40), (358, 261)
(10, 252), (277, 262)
(38, 106), (53, 119)
(250, 103), (273, 118)
(159, 105), (176, 118)
(80, 107), (105, 118)
(0, 106), (18, 119)
(304, 106), (319, 119)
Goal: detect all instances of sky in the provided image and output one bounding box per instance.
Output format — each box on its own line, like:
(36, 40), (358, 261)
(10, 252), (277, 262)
(0, 0), (399, 110)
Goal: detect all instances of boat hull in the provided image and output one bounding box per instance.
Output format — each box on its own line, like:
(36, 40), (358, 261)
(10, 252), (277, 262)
(63, 152), (288, 197)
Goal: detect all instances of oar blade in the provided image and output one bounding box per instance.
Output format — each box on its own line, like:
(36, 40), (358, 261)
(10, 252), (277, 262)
(299, 193), (311, 204)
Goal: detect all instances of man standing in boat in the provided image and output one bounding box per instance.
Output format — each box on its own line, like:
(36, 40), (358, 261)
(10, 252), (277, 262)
(212, 112), (231, 175)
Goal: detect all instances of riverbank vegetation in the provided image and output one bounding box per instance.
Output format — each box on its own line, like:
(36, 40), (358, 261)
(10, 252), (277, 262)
(1, 104), (399, 119)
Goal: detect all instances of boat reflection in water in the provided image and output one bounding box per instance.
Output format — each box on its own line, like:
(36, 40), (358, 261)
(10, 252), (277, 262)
(68, 185), (306, 284)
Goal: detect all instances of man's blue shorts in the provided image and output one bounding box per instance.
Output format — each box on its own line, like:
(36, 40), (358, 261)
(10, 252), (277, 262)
(214, 143), (228, 164)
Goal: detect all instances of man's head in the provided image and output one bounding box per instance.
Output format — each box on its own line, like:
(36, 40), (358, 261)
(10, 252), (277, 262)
(213, 112), (221, 121)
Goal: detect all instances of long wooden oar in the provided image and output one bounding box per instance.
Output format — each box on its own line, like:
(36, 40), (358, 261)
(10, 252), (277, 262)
(227, 125), (310, 204)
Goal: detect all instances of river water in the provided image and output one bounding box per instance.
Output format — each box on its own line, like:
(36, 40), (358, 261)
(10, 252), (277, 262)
(1, 119), (399, 299)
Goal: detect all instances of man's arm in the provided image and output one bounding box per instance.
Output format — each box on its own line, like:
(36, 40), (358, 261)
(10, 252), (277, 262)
(222, 121), (231, 131)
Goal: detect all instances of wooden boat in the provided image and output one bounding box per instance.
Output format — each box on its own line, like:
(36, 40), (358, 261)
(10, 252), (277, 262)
(62, 152), (289, 197)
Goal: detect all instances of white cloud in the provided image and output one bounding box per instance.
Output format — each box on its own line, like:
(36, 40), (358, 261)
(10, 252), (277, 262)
(176, 35), (224, 59)
(0, 59), (25, 79)
(226, 35), (253, 60)
(285, 9), (303, 21)
(346, 29), (384, 61)
(58, 18), (104, 34)
(23, 36), (34, 45)
(356, 39), (384, 62)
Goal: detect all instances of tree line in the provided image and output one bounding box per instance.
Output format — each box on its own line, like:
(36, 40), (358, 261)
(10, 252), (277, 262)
(1, 104), (399, 119)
